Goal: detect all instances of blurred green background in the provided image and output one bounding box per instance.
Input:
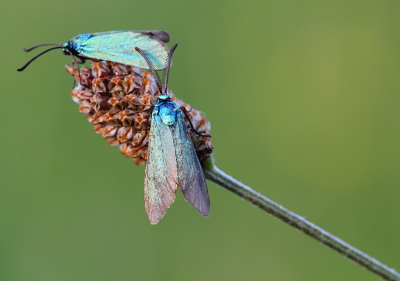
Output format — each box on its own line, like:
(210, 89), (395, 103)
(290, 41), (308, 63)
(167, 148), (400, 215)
(1, 0), (399, 280)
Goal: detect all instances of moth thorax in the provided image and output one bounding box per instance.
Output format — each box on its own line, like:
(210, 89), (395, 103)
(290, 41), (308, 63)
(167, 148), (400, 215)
(158, 104), (177, 126)
(160, 111), (176, 126)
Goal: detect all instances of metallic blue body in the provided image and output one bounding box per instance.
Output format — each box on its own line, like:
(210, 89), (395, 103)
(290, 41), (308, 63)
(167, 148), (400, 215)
(144, 95), (210, 224)
(156, 95), (178, 125)
(62, 30), (169, 70)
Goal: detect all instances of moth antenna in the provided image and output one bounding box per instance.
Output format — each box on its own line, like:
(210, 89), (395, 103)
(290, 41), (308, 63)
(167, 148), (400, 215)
(162, 44), (178, 94)
(135, 47), (163, 93)
(17, 46), (63, 72)
(135, 44), (178, 95)
(23, 43), (62, 52)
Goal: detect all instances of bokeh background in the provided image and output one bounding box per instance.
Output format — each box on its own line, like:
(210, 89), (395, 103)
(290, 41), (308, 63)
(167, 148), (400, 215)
(1, 0), (399, 280)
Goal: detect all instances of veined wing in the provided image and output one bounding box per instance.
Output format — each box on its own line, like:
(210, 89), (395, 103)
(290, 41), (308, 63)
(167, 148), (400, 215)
(138, 30), (170, 43)
(144, 114), (178, 224)
(89, 30), (170, 43)
(172, 110), (210, 217)
(79, 31), (169, 70)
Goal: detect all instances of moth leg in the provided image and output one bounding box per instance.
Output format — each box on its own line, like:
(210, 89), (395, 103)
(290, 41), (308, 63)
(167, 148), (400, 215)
(180, 106), (211, 138)
(71, 56), (85, 65)
(69, 54), (86, 88)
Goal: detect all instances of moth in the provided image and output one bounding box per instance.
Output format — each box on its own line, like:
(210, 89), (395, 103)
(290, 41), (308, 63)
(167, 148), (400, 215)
(18, 30), (170, 71)
(136, 44), (210, 224)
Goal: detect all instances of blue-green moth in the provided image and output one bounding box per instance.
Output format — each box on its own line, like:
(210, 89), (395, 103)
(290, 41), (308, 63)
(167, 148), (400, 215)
(136, 44), (210, 224)
(17, 30), (170, 71)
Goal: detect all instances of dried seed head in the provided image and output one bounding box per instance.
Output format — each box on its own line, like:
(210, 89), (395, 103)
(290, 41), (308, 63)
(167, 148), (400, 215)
(66, 61), (213, 166)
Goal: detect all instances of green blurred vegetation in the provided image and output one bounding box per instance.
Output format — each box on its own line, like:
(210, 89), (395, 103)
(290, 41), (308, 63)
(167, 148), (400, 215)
(1, 0), (399, 280)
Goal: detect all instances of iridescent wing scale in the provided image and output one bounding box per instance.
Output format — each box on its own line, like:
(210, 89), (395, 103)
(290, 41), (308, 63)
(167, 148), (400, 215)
(144, 112), (178, 224)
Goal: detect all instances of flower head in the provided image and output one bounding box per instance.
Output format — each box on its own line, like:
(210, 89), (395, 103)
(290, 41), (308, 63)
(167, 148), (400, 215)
(66, 61), (213, 165)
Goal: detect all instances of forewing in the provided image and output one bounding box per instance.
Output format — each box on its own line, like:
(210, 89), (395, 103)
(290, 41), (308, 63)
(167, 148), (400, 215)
(79, 31), (169, 70)
(171, 110), (210, 217)
(89, 30), (169, 42)
(140, 30), (170, 43)
(144, 114), (178, 224)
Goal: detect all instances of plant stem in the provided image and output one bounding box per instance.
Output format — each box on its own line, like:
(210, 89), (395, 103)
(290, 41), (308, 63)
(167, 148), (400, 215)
(202, 155), (400, 281)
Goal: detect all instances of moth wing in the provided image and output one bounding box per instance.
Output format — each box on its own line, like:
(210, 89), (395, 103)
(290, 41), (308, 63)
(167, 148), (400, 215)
(144, 114), (178, 224)
(89, 30), (170, 43)
(140, 30), (170, 43)
(171, 110), (210, 217)
(79, 31), (169, 70)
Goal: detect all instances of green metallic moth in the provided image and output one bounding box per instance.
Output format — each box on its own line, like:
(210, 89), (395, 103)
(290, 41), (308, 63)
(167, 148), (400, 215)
(18, 30), (170, 71)
(136, 44), (210, 224)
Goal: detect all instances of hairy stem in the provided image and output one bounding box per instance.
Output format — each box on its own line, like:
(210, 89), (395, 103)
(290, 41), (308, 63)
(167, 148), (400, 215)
(202, 155), (400, 281)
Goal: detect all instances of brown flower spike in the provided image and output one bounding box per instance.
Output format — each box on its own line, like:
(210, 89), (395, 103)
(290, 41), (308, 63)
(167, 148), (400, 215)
(66, 60), (213, 168)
